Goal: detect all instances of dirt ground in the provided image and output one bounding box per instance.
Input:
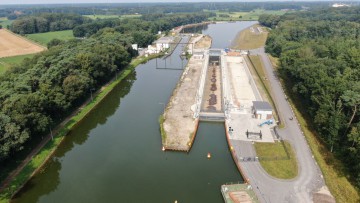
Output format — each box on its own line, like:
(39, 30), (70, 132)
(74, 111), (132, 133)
(0, 29), (45, 58)
(194, 35), (211, 49)
(162, 35), (212, 150)
(201, 63), (222, 112)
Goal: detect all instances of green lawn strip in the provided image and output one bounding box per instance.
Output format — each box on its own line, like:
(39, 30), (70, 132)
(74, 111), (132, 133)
(159, 115), (167, 145)
(0, 54), (36, 75)
(247, 55), (283, 128)
(0, 53), (162, 203)
(264, 54), (359, 201)
(232, 25), (268, 50)
(267, 54), (279, 68)
(283, 82), (360, 202)
(254, 141), (298, 179)
(26, 30), (74, 46)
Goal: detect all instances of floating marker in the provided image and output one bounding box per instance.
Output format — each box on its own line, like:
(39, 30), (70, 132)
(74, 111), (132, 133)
(207, 152), (211, 159)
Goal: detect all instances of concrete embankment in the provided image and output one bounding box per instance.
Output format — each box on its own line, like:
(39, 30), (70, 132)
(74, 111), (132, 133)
(161, 34), (211, 151)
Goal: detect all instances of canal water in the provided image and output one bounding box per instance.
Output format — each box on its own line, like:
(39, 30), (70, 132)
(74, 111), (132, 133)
(12, 21), (257, 203)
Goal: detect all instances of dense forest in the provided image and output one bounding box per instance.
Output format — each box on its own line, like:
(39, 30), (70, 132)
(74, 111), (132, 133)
(0, 13), (208, 162)
(73, 13), (213, 39)
(260, 7), (360, 187)
(10, 13), (91, 34)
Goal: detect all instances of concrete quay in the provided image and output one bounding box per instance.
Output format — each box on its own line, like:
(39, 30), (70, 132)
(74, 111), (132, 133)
(161, 35), (211, 151)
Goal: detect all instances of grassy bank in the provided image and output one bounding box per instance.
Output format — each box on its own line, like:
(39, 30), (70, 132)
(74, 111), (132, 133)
(0, 54), (36, 75)
(266, 51), (359, 201)
(254, 141), (298, 179)
(159, 115), (167, 145)
(26, 30), (74, 46)
(232, 25), (268, 50)
(0, 53), (162, 203)
(247, 55), (283, 128)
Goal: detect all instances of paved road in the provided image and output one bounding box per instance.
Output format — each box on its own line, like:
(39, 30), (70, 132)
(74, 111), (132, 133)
(230, 47), (326, 203)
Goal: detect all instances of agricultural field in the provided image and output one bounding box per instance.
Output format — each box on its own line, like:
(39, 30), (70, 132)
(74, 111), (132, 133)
(83, 14), (141, 20)
(0, 29), (45, 58)
(207, 9), (289, 21)
(0, 54), (35, 75)
(0, 17), (13, 28)
(26, 30), (74, 45)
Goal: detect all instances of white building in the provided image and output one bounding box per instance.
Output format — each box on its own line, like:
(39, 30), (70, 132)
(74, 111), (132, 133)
(252, 101), (273, 120)
(131, 44), (138, 51)
(146, 45), (158, 54)
(155, 37), (173, 52)
(332, 3), (349, 7)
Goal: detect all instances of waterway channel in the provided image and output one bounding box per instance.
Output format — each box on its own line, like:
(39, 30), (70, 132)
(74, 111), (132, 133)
(12, 21), (257, 203)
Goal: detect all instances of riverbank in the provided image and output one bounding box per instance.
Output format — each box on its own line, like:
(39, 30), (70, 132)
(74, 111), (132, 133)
(0, 53), (162, 203)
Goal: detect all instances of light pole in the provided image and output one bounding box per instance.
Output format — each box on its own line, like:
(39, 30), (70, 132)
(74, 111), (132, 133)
(49, 127), (53, 140)
(116, 68), (119, 80)
(90, 88), (95, 101)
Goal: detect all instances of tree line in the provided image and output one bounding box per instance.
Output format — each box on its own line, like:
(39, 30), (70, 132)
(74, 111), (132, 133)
(10, 13), (91, 34)
(259, 6), (360, 187)
(73, 13), (213, 47)
(0, 12), (210, 163)
(1, 1), (348, 20)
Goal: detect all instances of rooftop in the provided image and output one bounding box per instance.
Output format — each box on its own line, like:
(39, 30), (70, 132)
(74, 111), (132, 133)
(253, 101), (272, 111)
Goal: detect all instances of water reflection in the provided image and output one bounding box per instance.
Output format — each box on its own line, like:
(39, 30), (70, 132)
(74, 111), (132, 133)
(11, 22), (251, 203)
(11, 72), (136, 203)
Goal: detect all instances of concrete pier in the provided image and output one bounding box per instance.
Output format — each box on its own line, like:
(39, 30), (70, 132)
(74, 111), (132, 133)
(161, 35), (211, 151)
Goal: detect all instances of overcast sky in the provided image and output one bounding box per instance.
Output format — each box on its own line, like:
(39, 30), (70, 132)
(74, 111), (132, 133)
(0, 0), (335, 5)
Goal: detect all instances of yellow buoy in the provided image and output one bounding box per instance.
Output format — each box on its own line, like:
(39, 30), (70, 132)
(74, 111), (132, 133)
(207, 152), (211, 159)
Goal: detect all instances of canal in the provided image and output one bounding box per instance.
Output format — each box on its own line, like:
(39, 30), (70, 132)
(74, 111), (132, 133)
(12, 21), (257, 203)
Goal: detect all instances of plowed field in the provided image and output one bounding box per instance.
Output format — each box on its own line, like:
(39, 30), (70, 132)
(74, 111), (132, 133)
(0, 29), (45, 58)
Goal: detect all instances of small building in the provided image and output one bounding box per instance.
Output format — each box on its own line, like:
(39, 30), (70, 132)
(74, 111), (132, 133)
(155, 37), (173, 52)
(146, 45), (158, 54)
(131, 44), (138, 51)
(252, 101), (273, 120)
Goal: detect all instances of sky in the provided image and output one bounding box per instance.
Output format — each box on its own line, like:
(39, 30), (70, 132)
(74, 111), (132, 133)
(0, 0), (340, 5)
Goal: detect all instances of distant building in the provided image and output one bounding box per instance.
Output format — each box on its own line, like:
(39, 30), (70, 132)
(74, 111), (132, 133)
(155, 37), (173, 52)
(146, 45), (158, 54)
(332, 3), (350, 7)
(252, 101), (273, 120)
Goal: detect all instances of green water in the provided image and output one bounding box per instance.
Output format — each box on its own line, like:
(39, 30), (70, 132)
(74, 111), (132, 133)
(12, 22), (257, 203)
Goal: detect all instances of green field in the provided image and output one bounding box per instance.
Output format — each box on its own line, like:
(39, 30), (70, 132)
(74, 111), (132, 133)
(0, 54), (36, 75)
(26, 30), (74, 45)
(207, 9), (289, 21)
(83, 14), (141, 20)
(232, 25), (268, 50)
(0, 17), (13, 28)
(254, 141), (298, 179)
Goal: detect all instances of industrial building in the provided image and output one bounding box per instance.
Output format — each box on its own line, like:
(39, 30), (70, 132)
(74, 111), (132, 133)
(252, 101), (273, 120)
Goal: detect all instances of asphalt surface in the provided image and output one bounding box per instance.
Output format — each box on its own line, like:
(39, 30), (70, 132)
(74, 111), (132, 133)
(230, 48), (326, 203)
